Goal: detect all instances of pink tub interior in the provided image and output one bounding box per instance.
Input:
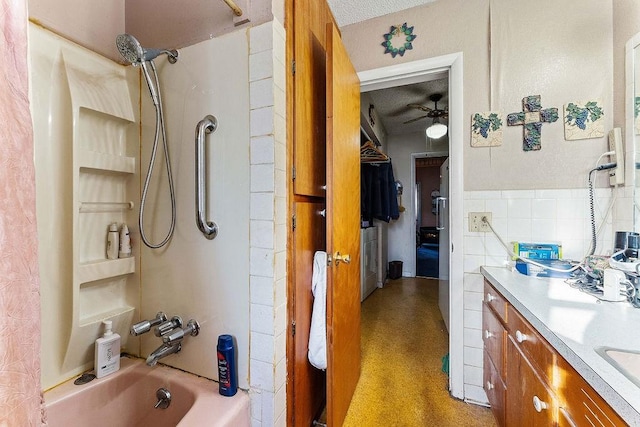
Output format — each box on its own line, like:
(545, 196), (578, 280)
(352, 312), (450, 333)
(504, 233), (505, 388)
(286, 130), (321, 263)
(44, 356), (250, 427)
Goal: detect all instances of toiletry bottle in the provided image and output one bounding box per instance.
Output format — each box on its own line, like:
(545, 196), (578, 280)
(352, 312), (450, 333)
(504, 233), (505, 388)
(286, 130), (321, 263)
(106, 223), (119, 260)
(217, 334), (238, 396)
(95, 320), (121, 378)
(118, 223), (131, 258)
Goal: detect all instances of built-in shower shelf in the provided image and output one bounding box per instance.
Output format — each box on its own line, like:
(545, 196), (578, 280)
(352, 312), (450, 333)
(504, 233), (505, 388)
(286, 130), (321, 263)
(78, 257), (135, 284)
(78, 150), (135, 174)
(79, 305), (135, 327)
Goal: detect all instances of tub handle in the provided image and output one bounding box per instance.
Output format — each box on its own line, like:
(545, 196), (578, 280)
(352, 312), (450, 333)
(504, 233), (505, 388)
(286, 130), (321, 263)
(155, 387), (171, 409)
(195, 115), (219, 240)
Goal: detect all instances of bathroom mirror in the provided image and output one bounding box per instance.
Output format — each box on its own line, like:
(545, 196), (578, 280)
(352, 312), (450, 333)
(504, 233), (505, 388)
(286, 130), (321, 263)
(629, 32), (640, 231)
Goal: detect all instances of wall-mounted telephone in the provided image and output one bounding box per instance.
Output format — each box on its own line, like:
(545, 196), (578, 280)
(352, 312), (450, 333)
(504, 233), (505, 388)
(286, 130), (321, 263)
(608, 127), (624, 186)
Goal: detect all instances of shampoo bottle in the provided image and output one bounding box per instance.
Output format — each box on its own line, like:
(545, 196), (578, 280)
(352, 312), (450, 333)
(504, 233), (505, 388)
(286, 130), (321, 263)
(95, 320), (120, 378)
(118, 223), (131, 258)
(217, 334), (238, 396)
(106, 223), (119, 260)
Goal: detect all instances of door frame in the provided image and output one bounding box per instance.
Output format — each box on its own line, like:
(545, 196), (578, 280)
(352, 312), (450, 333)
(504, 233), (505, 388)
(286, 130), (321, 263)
(358, 52), (464, 399)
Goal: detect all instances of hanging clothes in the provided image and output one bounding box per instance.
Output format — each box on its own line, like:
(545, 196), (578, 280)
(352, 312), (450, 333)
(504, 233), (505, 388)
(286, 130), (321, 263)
(308, 251), (327, 370)
(361, 162), (400, 223)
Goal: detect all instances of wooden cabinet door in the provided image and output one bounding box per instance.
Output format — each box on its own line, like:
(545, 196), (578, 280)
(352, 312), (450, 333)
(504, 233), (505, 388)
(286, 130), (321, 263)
(506, 337), (557, 426)
(325, 22), (361, 427)
(290, 202), (326, 426)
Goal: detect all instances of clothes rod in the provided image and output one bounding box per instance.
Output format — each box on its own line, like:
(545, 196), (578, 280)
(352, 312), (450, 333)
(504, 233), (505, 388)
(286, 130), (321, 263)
(222, 0), (243, 16)
(79, 201), (134, 213)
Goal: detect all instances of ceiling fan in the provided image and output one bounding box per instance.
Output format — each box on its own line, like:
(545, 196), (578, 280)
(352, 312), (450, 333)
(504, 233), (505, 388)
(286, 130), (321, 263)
(403, 93), (449, 124)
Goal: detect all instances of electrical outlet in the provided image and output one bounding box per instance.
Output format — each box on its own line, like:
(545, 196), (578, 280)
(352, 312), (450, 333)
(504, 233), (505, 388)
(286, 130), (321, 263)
(469, 212), (492, 232)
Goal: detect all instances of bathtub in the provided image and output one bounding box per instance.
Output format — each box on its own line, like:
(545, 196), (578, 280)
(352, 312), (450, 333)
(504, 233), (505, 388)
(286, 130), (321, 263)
(44, 356), (250, 427)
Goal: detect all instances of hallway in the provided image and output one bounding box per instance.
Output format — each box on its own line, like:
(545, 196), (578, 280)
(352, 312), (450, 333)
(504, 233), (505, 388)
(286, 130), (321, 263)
(342, 277), (496, 426)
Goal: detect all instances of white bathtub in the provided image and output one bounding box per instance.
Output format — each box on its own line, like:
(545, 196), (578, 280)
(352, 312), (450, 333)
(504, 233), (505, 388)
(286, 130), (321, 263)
(44, 356), (250, 427)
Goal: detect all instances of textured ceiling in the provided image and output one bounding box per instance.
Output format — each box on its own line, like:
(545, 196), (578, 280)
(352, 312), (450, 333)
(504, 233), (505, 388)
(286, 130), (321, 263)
(366, 78), (449, 136)
(326, 0), (439, 27)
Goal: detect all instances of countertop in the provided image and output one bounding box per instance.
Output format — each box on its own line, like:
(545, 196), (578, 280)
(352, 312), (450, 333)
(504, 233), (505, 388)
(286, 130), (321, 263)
(480, 266), (640, 424)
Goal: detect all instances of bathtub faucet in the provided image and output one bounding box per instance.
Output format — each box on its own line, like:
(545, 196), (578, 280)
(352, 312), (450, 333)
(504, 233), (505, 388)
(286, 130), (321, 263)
(143, 317), (200, 366)
(146, 341), (182, 366)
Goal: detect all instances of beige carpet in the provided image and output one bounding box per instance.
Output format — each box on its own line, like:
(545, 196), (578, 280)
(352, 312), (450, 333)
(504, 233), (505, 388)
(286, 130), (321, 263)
(342, 277), (497, 426)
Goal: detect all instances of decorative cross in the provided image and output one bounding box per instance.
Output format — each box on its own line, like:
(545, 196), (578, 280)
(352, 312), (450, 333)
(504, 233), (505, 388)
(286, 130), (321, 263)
(507, 95), (558, 151)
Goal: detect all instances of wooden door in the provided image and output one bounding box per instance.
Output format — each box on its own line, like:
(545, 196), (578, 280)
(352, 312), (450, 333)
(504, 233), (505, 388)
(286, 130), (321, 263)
(325, 22), (361, 427)
(290, 202), (326, 425)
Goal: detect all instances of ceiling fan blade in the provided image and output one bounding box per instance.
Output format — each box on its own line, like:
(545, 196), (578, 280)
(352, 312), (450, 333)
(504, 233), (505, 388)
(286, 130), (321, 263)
(403, 115), (428, 124)
(407, 103), (433, 112)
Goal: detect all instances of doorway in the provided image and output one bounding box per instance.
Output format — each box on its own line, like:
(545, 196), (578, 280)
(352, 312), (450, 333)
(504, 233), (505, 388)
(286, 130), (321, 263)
(415, 155), (448, 279)
(358, 53), (464, 398)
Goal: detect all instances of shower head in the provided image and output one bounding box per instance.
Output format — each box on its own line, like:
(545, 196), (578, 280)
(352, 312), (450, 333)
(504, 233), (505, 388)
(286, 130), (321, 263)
(115, 34), (178, 65)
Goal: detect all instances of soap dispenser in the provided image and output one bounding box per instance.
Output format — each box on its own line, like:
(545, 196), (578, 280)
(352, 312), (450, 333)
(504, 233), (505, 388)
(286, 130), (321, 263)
(95, 320), (121, 378)
(118, 223), (131, 258)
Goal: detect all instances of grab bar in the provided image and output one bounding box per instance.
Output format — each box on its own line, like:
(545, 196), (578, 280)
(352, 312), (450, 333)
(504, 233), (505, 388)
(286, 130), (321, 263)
(195, 115), (219, 240)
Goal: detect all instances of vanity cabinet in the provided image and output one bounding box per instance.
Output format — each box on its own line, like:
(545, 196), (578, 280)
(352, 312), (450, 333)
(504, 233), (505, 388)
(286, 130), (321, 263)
(483, 280), (626, 427)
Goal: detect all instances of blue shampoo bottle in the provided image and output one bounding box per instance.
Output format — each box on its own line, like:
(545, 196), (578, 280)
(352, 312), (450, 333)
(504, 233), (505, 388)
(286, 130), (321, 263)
(217, 334), (238, 396)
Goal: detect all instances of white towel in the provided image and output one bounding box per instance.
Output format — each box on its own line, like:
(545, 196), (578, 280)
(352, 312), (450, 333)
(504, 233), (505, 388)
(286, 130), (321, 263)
(308, 251), (327, 370)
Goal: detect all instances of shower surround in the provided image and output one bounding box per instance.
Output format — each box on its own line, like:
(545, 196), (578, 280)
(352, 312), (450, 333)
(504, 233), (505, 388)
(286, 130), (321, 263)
(32, 17), (287, 425)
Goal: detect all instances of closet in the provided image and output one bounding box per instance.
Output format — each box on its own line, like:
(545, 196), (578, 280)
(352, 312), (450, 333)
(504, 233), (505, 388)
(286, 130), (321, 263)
(286, 0), (361, 426)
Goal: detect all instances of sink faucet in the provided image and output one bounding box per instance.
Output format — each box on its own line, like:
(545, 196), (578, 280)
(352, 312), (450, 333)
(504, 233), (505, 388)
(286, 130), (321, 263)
(146, 342), (182, 366)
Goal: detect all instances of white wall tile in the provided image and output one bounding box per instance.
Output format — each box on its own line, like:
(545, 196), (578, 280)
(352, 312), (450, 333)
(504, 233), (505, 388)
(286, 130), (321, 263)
(502, 190), (535, 199)
(531, 219), (557, 241)
(251, 107), (275, 137)
(507, 218), (532, 241)
(464, 235), (486, 255)
(252, 332), (275, 363)
(532, 199), (557, 219)
(251, 164), (275, 192)
(464, 364), (483, 386)
(251, 78), (274, 110)
(463, 273), (484, 292)
(274, 302), (287, 336)
(251, 276), (274, 307)
(463, 291), (483, 311)
(464, 384), (489, 405)
(463, 309), (482, 329)
(250, 50), (273, 82)
(464, 327), (483, 349)
(251, 303), (275, 335)
(463, 255), (485, 273)
(251, 247), (275, 277)
(464, 346), (484, 369)
(252, 220), (275, 249)
(261, 390), (275, 424)
(507, 198), (532, 219)
(251, 193), (274, 221)
(251, 136), (275, 165)
(485, 198), (508, 218)
(250, 359), (275, 390)
(250, 22), (274, 54)
(250, 390), (262, 420)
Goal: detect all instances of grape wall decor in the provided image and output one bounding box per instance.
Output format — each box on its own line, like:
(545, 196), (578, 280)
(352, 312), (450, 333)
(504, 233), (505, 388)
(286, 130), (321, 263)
(507, 95), (558, 151)
(471, 112), (504, 147)
(381, 23), (417, 58)
(563, 100), (604, 140)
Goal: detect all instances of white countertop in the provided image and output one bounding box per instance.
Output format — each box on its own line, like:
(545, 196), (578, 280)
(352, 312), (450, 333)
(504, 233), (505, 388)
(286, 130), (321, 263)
(481, 266), (640, 424)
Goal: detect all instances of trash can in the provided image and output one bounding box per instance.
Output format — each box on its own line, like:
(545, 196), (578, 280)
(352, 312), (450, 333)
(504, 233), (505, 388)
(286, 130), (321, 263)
(388, 261), (403, 280)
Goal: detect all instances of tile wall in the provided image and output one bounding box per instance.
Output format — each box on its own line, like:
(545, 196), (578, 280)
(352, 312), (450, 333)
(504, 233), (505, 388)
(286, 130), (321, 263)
(248, 19), (288, 427)
(461, 187), (619, 404)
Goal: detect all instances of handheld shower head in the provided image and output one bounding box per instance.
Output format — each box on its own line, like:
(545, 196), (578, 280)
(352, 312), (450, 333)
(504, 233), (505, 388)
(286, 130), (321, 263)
(115, 34), (179, 65)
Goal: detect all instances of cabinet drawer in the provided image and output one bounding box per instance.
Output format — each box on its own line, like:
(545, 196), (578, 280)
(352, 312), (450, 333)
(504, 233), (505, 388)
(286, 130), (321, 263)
(484, 280), (508, 323)
(556, 358), (626, 427)
(483, 302), (506, 378)
(484, 350), (506, 427)
(508, 304), (555, 382)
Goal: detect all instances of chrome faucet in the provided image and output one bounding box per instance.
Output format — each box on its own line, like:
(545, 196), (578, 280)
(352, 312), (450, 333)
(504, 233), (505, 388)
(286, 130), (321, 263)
(146, 342), (182, 366)
(138, 315), (200, 366)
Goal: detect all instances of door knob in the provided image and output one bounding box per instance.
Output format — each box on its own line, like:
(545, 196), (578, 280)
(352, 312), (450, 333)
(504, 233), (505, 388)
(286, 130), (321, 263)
(333, 251), (351, 265)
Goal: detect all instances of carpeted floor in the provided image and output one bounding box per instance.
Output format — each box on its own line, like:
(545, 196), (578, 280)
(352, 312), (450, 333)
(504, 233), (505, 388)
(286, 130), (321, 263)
(342, 277), (497, 426)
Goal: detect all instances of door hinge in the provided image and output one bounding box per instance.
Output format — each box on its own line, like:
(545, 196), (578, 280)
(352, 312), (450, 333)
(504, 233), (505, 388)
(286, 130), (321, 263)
(292, 165), (296, 181)
(292, 214), (296, 231)
(292, 321), (296, 336)
(291, 60), (296, 75)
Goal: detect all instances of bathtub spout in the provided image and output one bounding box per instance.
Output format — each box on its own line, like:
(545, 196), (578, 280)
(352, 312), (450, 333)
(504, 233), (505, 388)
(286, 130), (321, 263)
(146, 342), (182, 366)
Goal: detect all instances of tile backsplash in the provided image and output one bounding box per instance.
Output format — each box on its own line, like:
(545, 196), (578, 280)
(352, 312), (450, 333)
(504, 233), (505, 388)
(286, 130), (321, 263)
(461, 187), (622, 404)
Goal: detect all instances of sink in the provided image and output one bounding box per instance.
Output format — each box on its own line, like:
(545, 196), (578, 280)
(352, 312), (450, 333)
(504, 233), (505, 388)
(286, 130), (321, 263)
(596, 347), (640, 387)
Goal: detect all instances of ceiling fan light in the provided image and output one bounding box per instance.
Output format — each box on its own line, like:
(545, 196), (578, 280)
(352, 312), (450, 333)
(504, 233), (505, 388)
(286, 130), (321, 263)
(426, 122), (448, 139)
